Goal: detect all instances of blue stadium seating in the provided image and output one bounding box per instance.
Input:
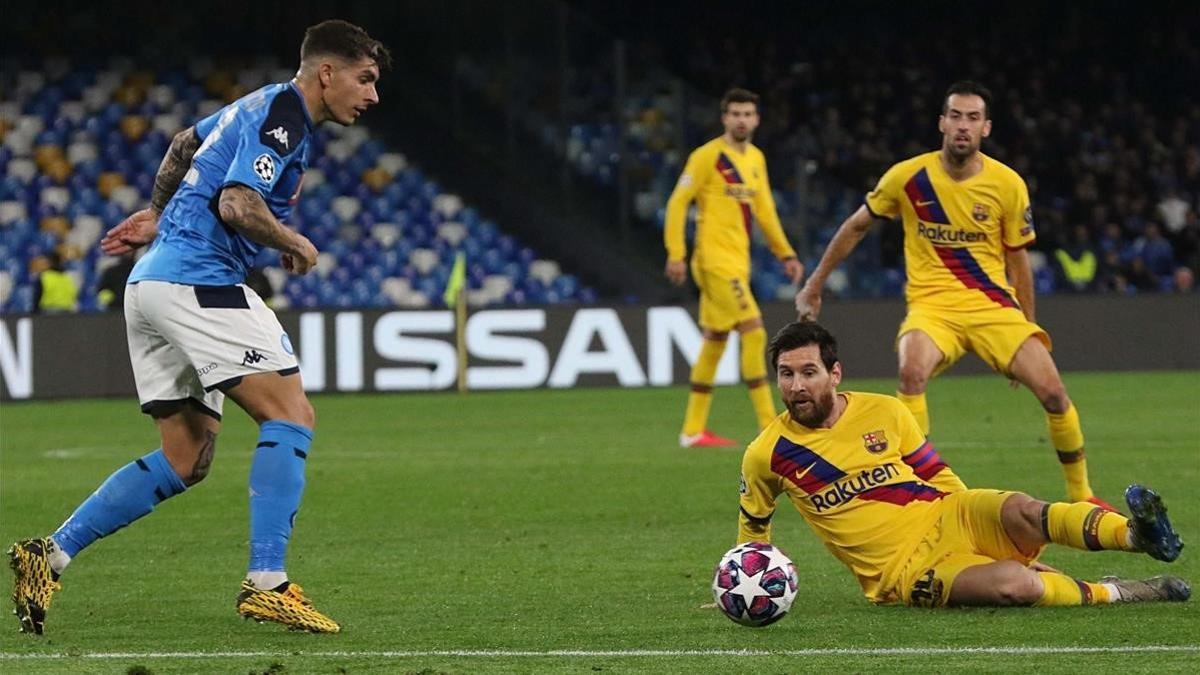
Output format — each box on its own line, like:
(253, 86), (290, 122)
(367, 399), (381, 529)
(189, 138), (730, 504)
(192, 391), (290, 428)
(0, 61), (596, 313)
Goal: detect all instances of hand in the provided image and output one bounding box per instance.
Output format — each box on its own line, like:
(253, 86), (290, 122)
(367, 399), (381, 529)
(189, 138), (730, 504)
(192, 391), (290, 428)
(795, 283), (822, 321)
(1029, 560), (1060, 574)
(282, 234), (318, 275)
(100, 208), (159, 256)
(781, 257), (805, 285)
(664, 259), (687, 286)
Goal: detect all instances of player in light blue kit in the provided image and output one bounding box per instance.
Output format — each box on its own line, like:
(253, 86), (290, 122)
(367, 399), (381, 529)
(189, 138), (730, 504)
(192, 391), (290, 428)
(8, 20), (390, 634)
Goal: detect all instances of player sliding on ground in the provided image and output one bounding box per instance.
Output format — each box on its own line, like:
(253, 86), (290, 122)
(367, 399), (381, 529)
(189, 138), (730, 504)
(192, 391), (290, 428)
(8, 20), (390, 635)
(795, 81), (1108, 508)
(735, 321), (1188, 607)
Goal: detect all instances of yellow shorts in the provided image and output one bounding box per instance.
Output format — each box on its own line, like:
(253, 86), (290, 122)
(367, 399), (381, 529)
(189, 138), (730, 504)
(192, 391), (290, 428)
(895, 489), (1041, 608)
(897, 305), (1051, 377)
(692, 266), (760, 331)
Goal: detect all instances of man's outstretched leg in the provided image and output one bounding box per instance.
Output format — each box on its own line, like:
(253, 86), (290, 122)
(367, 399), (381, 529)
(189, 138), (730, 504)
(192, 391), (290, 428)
(948, 487), (1187, 607)
(9, 403), (216, 634)
(225, 372), (339, 633)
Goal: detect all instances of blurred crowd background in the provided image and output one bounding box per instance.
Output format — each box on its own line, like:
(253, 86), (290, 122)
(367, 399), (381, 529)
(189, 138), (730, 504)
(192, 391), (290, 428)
(2, 0), (1196, 315)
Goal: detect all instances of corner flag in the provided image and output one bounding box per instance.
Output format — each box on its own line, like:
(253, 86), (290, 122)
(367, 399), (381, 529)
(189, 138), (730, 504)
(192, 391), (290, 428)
(443, 251), (466, 307)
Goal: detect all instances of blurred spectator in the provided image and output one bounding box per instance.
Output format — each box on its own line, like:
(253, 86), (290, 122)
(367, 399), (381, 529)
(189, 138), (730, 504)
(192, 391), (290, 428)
(1124, 257), (1159, 293)
(1174, 266), (1195, 293)
(31, 251), (79, 314)
(1053, 225), (1099, 292)
(97, 255), (135, 312)
(1157, 189), (1190, 233)
(1131, 222), (1176, 285)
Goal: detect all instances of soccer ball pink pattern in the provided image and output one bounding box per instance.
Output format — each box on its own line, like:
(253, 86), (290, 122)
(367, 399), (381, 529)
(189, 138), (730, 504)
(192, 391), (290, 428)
(712, 542), (798, 627)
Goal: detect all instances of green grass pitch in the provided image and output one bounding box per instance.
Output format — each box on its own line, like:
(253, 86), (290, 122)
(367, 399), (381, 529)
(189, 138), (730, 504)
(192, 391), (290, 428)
(1, 371), (1197, 673)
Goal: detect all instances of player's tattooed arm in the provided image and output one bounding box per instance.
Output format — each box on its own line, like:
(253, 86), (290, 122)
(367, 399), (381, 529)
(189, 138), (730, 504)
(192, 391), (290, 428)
(150, 127), (201, 214)
(218, 185), (318, 273)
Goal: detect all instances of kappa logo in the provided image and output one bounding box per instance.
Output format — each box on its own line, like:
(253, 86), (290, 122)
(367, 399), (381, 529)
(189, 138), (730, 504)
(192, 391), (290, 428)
(266, 126), (289, 149)
(242, 349), (268, 366)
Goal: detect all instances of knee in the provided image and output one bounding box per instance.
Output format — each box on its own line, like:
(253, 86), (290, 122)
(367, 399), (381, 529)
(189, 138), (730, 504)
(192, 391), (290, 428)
(994, 568), (1043, 606)
(703, 329), (730, 343)
(1002, 493), (1048, 552)
(897, 364), (930, 394)
(1039, 386), (1070, 414)
(269, 395), (315, 429)
(295, 398), (316, 429)
(165, 430), (218, 487)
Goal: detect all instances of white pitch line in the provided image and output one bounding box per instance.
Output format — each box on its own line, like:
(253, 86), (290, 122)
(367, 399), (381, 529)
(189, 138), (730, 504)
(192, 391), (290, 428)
(1, 646), (1198, 659)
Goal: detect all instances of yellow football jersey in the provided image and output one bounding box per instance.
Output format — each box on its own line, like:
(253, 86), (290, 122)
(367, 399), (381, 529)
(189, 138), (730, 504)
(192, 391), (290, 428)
(865, 151), (1035, 312)
(664, 137), (796, 277)
(738, 392), (967, 602)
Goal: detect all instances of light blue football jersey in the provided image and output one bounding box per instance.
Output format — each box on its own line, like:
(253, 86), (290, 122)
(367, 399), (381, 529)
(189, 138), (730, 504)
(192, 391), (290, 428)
(130, 81), (313, 286)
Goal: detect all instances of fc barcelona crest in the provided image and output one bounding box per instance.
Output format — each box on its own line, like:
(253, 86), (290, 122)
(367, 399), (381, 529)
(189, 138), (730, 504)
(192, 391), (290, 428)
(972, 203), (989, 221)
(862, 430), (888, 454)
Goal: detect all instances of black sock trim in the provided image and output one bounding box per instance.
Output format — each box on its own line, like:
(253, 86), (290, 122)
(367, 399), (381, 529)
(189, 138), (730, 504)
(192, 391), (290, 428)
(1040, 504), (1052, 541)
(740, 506), (774, 526)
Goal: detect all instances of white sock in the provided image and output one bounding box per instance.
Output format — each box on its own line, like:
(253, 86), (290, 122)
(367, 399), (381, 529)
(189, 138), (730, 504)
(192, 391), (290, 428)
(1103, 582), (1123, 602)
(247, 571), (288, 590)
(46, 537), (71, 575)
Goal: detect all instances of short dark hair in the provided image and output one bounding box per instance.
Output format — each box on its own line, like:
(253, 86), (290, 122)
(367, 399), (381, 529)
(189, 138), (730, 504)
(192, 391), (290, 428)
(943, 80), (992, 119)
(768, 321), (839, 372)
(721, 88), (760, 113)
(301, 20), (392, 70)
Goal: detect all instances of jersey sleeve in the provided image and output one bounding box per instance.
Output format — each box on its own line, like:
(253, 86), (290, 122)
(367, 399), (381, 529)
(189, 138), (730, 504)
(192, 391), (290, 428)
(752, 158), (797, 261)
(222, 131), (286, 198)
(737, 444), (782, 543)
(895, 400), (967, 493)
(193, 106), (225, 141)
(864, 162), (906, 219)
(663, 146), (710, 262)
(1003, 173), (1036, 250)
(221, 89), (308, 199)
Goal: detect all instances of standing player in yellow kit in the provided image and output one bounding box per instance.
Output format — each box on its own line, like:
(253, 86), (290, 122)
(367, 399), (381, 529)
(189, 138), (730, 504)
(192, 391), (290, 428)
(795, 81), (1108, 508)
(665, 88), (803, 448)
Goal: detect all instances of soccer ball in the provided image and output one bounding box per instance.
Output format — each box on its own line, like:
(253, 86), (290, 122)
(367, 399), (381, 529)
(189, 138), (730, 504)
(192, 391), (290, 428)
(712, 542), (798, 627)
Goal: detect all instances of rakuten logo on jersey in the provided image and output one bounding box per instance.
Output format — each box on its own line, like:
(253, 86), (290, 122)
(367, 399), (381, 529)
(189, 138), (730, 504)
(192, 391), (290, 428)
(808, 464), (900, 512)
(916, 222), (987, 244)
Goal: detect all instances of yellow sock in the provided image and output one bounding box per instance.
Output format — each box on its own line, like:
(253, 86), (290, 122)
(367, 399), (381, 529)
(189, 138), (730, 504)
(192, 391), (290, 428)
(747, 382), (775, 429)
(897, 391), (930, 436)
(1047, 403), (1092, 501)
(1034, 571), (1113, 606)
(740, 327), (774, 429)
(1042, 502), (1133, 551)
(682, 337), (726, 436)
